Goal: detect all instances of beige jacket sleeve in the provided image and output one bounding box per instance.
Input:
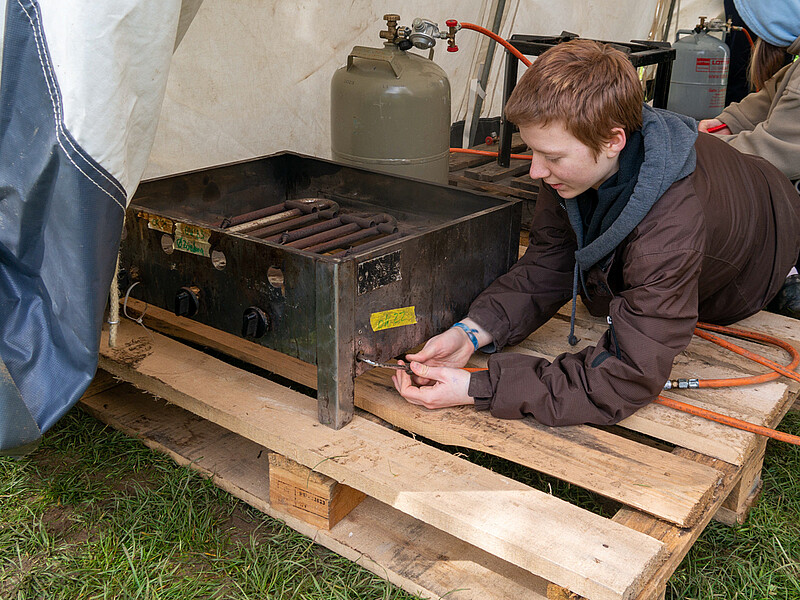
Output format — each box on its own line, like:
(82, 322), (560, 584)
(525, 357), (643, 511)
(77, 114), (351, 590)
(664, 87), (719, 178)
(716, 61), (800, 180)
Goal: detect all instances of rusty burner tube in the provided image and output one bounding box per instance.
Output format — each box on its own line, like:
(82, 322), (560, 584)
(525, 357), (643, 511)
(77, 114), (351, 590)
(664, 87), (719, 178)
(305, 226), (385, 254)
(286, 222), (361, 249)
(226, 208), (303, 233)
(250, 212), (322, 239)
(265, 217), (344, 244)
(221, 203), (288, 228)
(335, 231), (403, 256)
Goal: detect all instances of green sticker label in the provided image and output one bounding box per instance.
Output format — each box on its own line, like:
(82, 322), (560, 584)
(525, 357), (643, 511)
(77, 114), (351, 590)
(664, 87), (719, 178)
(174, 234), (211, 257)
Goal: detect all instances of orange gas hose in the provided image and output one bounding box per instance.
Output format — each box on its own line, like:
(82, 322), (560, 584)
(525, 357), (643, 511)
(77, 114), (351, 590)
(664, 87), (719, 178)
(653, 395), (800, 445)
(457, 22), (533, 67)
(645, 322), (800, 445)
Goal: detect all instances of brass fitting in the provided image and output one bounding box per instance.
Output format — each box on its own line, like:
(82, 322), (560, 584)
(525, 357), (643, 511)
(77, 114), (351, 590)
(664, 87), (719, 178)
(380, 14), (401, 42)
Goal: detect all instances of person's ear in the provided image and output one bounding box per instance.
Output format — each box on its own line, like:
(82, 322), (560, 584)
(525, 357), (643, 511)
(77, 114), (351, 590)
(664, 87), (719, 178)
(604, 127), (627, 158)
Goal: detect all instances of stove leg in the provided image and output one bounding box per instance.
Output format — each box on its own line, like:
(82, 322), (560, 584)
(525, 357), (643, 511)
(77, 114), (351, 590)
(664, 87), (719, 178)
(315, 260), (356, 429)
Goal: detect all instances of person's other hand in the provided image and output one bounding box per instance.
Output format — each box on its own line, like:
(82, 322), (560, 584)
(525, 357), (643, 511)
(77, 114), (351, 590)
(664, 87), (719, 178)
(698, 118), (731, 135)
(392, 362), (474, 409)
(404, 328), (475, 386)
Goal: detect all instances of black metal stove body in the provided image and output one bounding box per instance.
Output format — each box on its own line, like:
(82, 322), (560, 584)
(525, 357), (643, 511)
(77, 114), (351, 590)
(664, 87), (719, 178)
(121, 152), (521, 428)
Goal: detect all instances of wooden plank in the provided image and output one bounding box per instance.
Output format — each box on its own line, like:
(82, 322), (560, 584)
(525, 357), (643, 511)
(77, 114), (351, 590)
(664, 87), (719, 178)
(357, 370), (721, 528)
(123, 299), (723, 528)
(79, 380), (554, 600)
(99, 320), (666, 600)
(449, 174), (540, 201)
(464, 159), (531, 182)
(613, 448), (742, 600)
(510, 174), (540, 193)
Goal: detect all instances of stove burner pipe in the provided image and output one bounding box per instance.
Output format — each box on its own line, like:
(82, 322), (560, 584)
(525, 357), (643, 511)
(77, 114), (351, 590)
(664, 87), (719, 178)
(286, 222), (362, 249)
(222, 198), (337, 233)
(266, 217), (345, 244)
(305, 217), (399, 253)
(226, 208), (303, 233)
(334, 231), (403, 256)
(305, 226), (384, 253)
(220, 203), (289, 228)
(249, 213), (322, 239)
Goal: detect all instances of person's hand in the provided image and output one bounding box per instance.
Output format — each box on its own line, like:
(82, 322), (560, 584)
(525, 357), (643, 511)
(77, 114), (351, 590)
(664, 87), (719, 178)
(404, 320), (489, 385)
(392, 362), (474, 409)
(698, 118), (731, 135)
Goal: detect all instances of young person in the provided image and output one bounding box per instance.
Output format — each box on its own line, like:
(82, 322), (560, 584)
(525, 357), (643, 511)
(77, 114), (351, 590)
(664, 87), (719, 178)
(699, 0), (800, 318)
(393, 39), (800, 426)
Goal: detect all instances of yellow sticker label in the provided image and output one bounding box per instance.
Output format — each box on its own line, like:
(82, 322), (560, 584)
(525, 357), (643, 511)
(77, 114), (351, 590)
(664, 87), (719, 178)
(146, 214), (174, 234)
(369, 306), (417, 332)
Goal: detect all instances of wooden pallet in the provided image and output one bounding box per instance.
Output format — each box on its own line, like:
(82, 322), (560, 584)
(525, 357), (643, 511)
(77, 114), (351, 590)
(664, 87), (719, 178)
(90, 301), (800, 600)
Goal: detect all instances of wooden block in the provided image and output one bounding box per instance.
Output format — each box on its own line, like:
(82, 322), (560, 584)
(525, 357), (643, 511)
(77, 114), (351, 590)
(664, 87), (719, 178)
(547, 583), (582, 599)
(714, 478), (762, 526)
(714, 437), (766, 525)
(268, 452), (365, 530)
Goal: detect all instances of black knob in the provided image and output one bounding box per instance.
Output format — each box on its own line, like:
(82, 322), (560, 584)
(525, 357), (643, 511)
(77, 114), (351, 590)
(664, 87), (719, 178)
(174, 286), (201, 317)
(398, 39), (413, 51)
(242, 306), (270, 338)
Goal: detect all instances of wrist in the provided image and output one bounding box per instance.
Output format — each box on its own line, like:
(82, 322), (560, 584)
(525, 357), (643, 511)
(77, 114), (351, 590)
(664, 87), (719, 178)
(452, 321), (485, 351)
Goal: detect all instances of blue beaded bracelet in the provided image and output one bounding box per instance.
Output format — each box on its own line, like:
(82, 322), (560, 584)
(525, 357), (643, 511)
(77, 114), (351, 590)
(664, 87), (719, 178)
(452, 322), (480, 351)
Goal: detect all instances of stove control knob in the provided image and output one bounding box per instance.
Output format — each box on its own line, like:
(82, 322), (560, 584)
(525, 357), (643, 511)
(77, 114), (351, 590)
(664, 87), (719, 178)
(174, 286), (201, 318)
(242, 306), (270, 338)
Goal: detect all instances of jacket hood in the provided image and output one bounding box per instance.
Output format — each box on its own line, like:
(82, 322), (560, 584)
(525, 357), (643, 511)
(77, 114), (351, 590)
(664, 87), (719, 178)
(734, 0), (800, 49)
(565, 104), (698, 272)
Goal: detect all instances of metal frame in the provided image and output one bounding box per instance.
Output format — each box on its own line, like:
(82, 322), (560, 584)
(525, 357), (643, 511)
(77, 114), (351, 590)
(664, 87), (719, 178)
(497, 32), (676, 167)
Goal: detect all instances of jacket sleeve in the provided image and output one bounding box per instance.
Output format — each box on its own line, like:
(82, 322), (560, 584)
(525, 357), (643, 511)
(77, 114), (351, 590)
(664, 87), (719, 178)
(467, 183), (575, 350)
(469, 196), (705, 426)
(716, 63), (800, 180)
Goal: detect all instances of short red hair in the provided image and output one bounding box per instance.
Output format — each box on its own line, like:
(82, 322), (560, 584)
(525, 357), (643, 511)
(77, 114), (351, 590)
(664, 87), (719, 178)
(504, 40), (644, 156)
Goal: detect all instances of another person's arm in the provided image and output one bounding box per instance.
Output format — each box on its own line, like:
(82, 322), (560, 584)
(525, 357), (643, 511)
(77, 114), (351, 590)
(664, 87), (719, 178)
(701, 64), (800, 179)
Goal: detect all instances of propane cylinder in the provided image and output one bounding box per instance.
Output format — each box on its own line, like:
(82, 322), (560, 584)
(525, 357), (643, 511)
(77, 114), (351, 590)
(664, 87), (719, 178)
(331, 16), (451, 184)
(667, 18), (730, 120)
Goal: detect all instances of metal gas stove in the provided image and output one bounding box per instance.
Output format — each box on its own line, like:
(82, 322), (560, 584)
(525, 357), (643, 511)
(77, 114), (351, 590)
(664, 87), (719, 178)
(121, 152), (520, 428)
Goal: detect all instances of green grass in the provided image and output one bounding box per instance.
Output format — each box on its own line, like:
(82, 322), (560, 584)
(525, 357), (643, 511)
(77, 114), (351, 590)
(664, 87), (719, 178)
(1, 407), (799, 599)
(0, 409), (419, 600)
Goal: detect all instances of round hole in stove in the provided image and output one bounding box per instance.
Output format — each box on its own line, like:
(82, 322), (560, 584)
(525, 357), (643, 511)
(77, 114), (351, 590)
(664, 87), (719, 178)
(267, 266), (285, 296)
(211, 250), (227, 270)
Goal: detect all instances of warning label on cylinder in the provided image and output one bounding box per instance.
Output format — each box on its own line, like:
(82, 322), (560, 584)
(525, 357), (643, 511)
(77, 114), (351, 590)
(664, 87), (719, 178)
(695, 57), (729, 80)
(370, 306), (417, 332)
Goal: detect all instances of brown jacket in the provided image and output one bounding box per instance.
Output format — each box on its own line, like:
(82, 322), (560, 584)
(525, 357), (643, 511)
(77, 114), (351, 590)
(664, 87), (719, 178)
(468, 131), (800, 426)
